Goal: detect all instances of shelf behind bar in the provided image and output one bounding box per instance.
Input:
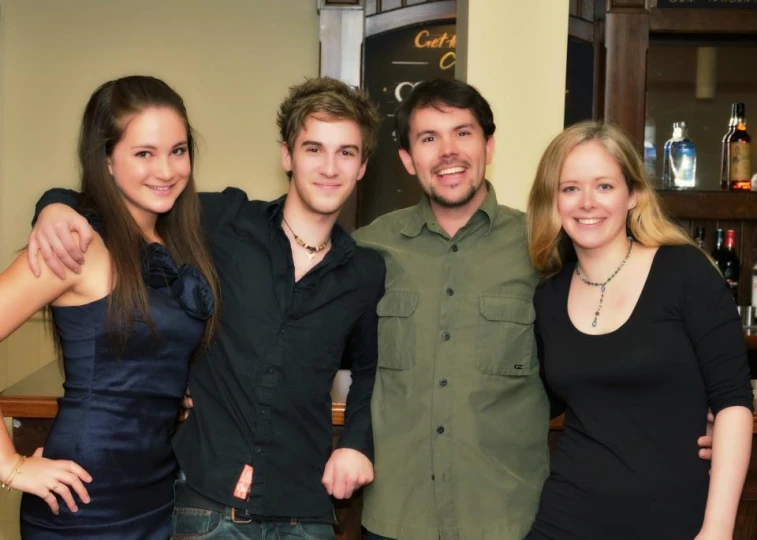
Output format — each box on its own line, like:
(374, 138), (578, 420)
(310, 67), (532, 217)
(657, 189), (757, 221)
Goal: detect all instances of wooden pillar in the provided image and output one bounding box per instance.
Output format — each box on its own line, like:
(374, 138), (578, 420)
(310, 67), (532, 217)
(604, 0), (649, 149)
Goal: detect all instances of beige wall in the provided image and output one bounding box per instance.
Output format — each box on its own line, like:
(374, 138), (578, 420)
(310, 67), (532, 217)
(0, 0), (319, 391)
(457, 0), (569, 211)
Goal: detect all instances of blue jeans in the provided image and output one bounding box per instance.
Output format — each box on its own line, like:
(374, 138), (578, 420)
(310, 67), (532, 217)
(171, 504), (336, 539)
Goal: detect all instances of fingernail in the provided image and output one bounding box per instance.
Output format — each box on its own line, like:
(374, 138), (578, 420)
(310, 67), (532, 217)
(72, 506), (78, 512)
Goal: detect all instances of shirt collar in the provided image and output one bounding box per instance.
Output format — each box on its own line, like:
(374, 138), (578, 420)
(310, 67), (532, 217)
(400, 181), (499, 238)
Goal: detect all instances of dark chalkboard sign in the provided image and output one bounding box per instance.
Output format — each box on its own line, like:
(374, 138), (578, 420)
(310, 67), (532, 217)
(657, 0), (757, 8)
(358, 22), (456, 227)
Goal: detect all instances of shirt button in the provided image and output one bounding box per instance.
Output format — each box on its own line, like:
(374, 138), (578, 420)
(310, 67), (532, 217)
(255, 447), (262, 454)
(261, 409), (267, 416)
(437, 426), (445, 434)
(446, 288), (454, 296)
(451, 244), (459, 252)
(280, 327), (286, 335)
(266, 366), (274, 373)
(442, 331), (451, 341)
(439, 378), (448, 387)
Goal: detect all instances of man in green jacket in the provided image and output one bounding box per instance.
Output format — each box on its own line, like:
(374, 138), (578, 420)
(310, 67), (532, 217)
(354, 79), (549, 540)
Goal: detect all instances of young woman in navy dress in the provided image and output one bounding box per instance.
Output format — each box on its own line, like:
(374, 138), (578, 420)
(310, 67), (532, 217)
(0, 75), (218, 539)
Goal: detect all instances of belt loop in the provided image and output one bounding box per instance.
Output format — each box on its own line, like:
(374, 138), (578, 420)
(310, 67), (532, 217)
(230, 507), (253, 524)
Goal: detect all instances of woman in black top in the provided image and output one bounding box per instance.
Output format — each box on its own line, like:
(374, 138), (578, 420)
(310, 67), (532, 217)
(524, 121), (753, 540)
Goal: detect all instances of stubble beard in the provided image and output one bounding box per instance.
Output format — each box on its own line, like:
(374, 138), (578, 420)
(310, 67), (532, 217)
(428, 181), (479, 209)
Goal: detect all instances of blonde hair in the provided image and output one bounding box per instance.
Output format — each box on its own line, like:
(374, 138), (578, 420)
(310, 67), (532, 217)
(527, 121), (694, 276)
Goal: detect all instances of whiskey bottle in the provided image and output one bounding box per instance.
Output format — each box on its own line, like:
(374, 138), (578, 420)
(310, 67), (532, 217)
(728, 103), (752, 191)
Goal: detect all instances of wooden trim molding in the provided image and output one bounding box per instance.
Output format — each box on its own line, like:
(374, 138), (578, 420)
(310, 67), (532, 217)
(332, 402), (346, 426)
(650, 8), (757, 34)
(3, 397), (756, 431)
(365, 0), (455, 37)
(0, 397), (58, 419)
(569, 15), (595, 43)
(0, 396), (350, 426)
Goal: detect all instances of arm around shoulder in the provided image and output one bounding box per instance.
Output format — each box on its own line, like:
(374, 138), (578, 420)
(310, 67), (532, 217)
(197, 187), (253, 236)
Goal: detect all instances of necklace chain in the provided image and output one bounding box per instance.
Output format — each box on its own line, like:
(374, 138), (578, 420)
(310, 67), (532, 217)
(574, 237), (634, 328)
(282, 217), (330, 261)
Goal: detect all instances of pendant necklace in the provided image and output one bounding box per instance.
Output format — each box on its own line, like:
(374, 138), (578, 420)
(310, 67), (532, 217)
(282, 217), (330, 261)
(574, 237), (634, 328)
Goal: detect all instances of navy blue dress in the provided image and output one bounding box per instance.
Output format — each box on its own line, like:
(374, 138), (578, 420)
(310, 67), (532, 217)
(20, 242), (213, 539)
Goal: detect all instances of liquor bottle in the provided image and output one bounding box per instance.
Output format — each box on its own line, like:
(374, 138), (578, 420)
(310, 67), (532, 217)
(661, 122), (681, 189)
(720, 104), (737, 190)
(712, 228), (725, 263)
(644, 113), (657, 182)
(670, 121), (697, 189)
(715, 229), (740, 302)
(728, 103), (752, 191)
(694, 226), (705, 250)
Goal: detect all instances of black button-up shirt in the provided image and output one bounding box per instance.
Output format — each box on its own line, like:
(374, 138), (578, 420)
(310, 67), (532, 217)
(35, 187), (385, 521)
(175, 188), (384, 520)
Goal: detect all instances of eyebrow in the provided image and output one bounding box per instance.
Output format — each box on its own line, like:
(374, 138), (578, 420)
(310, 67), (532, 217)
(414, 123), (477, 140)
(300, 140), (360, 152)
(130, 141), (188, 150)
(559, 176), (616, 184)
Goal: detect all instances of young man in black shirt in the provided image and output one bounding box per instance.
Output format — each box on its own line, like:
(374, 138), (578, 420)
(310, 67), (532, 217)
(27, 77), (385, 539)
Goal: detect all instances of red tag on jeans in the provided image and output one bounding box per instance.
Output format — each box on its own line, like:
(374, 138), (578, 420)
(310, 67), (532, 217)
(233, 464), (253, 499)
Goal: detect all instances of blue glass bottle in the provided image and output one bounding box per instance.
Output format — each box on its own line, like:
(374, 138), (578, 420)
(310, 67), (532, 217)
(670, 121), (697, 190)
(661, 122), (680, 190)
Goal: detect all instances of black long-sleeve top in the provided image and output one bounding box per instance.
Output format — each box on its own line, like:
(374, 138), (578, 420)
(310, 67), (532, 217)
(35, 187), (386, 521)
(529, 244), (754, 540)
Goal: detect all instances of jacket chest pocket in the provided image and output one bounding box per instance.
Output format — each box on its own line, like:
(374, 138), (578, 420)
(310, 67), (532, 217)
(476, 295), (536, 376)
(376, 291), (419, 370)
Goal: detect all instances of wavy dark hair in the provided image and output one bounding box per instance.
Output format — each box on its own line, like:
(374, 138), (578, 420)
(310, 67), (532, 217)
(393, 79), (496, 151)
(67, 75), (219, 356)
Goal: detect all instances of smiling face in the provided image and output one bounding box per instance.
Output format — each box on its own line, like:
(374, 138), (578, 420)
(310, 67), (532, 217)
(557, 140), (636, 254)
(281, 114), (367, 218)
(107, 106), (190, 232)
(399, 105), (493, 213)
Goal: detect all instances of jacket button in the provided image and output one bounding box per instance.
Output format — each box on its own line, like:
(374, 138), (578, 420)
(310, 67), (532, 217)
(436, 426), (445, 434)
(442, 332), (451, 341)
(446, 288), (454, 296)
(439, 379), (448, 387)
(451, 244), (459, 252)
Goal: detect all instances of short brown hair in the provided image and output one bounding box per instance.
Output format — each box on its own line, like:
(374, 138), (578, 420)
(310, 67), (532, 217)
(276, 77), (381, 164)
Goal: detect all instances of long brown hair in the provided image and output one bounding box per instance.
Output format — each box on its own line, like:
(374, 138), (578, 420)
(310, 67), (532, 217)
(73, 75), (219, 354)
(527, 121), (694, 277)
